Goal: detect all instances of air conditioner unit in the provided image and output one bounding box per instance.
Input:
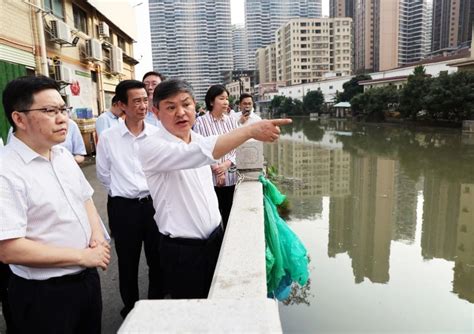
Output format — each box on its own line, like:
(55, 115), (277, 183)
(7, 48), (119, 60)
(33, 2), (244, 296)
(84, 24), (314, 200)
(110, 45), (123, 74)
(50, 20), (71, 44)
(54, 64), (72, 83)
(86, 39), (103, 61)
(98, 22), (110, 38)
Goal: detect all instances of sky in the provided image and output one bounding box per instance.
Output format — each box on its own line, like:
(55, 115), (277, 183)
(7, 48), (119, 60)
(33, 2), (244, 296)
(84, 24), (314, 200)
(132, 0), (330, 78)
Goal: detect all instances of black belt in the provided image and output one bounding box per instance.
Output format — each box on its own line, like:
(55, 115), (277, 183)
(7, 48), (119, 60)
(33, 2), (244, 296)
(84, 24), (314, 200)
(12, 268), (96, 284)
(160, 225), (223, 247)
(112, 195), (152, 203)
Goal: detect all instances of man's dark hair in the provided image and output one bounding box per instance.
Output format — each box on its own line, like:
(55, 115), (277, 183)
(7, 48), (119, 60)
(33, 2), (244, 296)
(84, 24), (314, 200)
(115, 80), (146, 104)
(205, 85), (229, 112)
(2, 75), (60, 130)
(239, 93), (253, 103)
(142, 71), (166, 82)
(153, 78), (195, 107)
(111, 95), (119, 105)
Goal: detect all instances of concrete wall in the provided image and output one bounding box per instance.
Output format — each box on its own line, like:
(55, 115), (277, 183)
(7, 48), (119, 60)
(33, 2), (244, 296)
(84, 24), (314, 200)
(118, 178), (282, 333)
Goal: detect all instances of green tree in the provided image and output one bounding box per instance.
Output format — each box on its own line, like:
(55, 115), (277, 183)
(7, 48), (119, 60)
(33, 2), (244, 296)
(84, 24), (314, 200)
(337, 74), (372, 102)
(399, 65), (430, 119)
(424, 71), (474, 121)
(293, 99), (304, 115)
(228, 95), (236, 109)
(350, 86), (399, 121)
(195, 101), (204, 113)
(280, 97), (294, 115)
(270, 95), (285, 114)
(303, 90), (324, 114)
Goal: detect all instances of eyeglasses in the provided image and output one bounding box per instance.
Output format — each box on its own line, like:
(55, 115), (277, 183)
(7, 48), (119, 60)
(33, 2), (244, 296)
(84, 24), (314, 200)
(18, 106), (73, 118)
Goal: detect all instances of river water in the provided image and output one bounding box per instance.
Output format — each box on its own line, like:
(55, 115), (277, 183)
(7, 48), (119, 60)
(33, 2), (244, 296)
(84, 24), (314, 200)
(265, 118), (474, 333)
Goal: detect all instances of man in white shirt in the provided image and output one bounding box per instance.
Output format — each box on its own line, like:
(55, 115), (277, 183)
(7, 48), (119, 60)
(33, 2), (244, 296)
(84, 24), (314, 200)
(7, 118), (87, 164)
(96, 80), (161, 318)
(0, 75), (110, 333)
(95, 95), (124, 138)
(232, 93), (262, 126)
(138, 79), (291, 299)
(143, 71), (165, 127)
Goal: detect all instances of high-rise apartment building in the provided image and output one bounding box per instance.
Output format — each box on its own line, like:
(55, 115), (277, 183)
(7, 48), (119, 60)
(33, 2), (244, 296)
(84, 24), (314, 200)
(232, 25), (249, 70)
(432, 0), (473, 52)
(353, 0), (400, 72)
(399, 0), (433, 65)
(245, 0), (322, 69)
(273, 18), (352, 85)
(330, 0), (354, 18)
(148, 0), (233, 100)
(351, 0), (432, 72)
(255, 43), (277, 84)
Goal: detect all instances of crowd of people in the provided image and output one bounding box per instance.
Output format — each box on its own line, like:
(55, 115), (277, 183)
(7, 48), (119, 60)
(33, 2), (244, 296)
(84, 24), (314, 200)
(0, 73), (290, 333)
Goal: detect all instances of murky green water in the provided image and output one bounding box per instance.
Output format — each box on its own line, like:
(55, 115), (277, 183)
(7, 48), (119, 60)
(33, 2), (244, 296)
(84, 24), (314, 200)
(265, 118), (474, 333)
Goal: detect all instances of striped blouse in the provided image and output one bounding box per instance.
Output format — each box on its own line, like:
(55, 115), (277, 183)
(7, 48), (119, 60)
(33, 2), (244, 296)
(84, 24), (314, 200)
(194, 112), (238, 187)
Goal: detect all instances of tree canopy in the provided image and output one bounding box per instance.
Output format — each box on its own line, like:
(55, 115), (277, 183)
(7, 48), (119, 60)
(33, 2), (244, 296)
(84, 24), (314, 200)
(303, 90), (324, 114)
(337, 74), (372, 103)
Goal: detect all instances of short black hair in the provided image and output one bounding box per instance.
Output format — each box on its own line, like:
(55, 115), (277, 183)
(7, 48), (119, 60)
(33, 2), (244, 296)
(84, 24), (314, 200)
(2, 75), (60, 131)
(205, 85), (229, 111)
(115, 80), (146, 104)
(111, 95), (119, 105)
(153, 78), (195, 108)
(239, 93), (253, 103)
(142, 71), (166, 82)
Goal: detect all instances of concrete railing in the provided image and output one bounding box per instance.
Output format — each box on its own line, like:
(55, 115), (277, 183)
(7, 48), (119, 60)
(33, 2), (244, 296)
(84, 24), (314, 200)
(118, 175), (282, 333)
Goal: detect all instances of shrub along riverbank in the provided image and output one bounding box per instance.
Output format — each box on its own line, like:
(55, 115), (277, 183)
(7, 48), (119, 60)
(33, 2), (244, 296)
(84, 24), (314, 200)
(269, 66), (474, 125)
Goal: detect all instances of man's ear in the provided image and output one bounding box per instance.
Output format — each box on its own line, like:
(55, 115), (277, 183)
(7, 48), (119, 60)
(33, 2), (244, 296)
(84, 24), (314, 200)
(152, 105), (160, 120)
(118, 101), (127, 114)
(11, 111), (27, 131)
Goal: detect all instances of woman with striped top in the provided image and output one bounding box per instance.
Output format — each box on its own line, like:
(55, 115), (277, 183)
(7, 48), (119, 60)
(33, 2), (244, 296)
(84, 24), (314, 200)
(194, 85), (238, 229)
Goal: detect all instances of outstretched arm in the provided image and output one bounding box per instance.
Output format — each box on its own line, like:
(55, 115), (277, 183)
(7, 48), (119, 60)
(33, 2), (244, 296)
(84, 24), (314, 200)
(212, 119), (292, 160)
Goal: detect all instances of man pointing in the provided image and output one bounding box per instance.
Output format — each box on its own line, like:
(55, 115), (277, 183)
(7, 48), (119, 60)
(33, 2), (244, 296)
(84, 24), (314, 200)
(138, 79), (290, 299)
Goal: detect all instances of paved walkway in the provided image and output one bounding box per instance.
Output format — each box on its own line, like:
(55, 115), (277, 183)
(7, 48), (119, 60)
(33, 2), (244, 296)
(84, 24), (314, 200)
(0, 160), (149, 334)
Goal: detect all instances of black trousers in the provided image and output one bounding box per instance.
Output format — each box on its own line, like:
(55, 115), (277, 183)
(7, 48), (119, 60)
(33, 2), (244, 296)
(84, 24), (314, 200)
(159, 226), (224, 299)
(214, 185), (236, 229)
(0, 262), (13, 333)
(108, 195), (161, 317)
(8, 268), (101, 334)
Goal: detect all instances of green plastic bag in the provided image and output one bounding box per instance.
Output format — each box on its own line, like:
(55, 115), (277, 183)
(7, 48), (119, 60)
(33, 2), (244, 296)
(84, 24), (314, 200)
(260, 175), (309, 298)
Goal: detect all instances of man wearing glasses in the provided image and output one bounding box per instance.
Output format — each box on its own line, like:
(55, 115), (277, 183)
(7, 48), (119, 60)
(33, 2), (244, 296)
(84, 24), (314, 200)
(6, 109), (87, 164)
(0, 75), (110, 333)
(96, 80), (161, 318)
(142, 71), (165, 127)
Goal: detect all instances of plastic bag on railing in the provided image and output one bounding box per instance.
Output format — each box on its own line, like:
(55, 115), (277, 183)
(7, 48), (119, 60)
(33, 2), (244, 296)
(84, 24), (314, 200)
(259, 175), (309, 301)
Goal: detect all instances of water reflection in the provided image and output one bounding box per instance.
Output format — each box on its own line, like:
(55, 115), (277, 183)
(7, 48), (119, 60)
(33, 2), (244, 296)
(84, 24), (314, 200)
(265, 118), (474, 311)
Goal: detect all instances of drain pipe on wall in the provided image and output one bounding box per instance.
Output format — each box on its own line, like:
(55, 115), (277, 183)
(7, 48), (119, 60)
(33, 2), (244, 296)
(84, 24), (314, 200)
(33, 0), (48, 75)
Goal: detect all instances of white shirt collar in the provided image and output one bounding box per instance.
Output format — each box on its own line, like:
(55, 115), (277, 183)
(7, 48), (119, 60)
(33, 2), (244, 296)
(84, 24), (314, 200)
(119, 120), (154, 138)
(9, 135), (62, 164)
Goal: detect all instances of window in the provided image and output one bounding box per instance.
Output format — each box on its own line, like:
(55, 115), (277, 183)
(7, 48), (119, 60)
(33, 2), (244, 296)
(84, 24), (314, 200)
(44, 0), (64, 19)
(117, 36), (126, 53)
(73, 5), (88, 34)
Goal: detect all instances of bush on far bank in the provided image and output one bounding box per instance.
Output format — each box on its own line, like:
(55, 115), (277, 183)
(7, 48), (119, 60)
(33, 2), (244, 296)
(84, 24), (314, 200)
(349, 66), (474, 122)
